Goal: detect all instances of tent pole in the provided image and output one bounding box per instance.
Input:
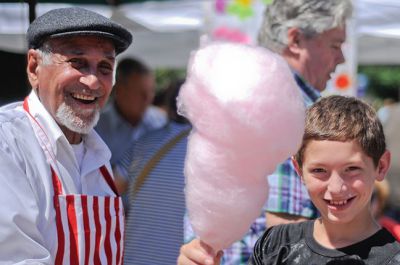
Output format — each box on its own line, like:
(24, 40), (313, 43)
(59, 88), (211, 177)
(27, 0), (37, 23)
(107, 0), (120, 6)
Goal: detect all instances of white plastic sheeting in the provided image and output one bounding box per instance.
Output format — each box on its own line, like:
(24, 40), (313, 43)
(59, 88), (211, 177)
(1, 0), (400, 66)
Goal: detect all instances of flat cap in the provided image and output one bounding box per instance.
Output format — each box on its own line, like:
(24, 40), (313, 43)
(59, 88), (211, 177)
(27, 7), (132, 54)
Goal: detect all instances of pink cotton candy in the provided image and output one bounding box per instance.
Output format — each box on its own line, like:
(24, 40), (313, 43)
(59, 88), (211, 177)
(178, 42), (305, 251)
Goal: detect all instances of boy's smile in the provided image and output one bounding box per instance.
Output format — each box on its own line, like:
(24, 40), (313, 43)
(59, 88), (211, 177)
(325, 195), (356, 210)
(298, 139), (386, 226)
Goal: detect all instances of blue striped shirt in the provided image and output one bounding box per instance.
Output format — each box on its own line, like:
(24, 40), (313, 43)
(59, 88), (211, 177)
(116, 122), (190, 265)
(96, 104), (168, 165)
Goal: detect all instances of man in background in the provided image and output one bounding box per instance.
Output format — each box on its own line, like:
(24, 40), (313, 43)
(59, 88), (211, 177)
(116, 79), (191, 265)
(96, 58), (167, 168)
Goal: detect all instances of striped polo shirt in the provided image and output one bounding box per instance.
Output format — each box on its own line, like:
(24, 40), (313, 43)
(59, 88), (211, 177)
(117, 121), (191, 265)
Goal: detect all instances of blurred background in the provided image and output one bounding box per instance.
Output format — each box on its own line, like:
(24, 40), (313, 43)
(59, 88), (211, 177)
(1, 0), (400, 107)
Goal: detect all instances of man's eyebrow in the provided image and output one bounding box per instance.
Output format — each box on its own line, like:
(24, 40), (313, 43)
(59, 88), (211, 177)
(105, 54), (116, 61)
(62, 49), (115, 61)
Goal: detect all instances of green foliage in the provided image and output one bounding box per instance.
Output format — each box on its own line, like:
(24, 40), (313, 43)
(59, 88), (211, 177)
(358, 65), (400, 100)
(154, 68), (186, 93)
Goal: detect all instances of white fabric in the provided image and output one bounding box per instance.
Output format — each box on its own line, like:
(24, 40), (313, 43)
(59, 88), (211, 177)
(71, 142), (86, 175)
(2, 0), (400, 66)
(0, 90), (114, 264)
(55, 195), (124, 265)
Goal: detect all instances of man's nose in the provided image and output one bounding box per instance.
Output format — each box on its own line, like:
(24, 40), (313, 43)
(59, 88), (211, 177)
(80, 74), (100, 90)
(337, 48), (345, 65)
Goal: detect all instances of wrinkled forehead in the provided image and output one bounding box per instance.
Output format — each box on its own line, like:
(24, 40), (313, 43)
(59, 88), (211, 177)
(45, 35), (116, 59)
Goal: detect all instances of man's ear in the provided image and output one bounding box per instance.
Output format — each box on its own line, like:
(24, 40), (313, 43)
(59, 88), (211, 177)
(26, 49), (40, 89)
(291, 156), (304, 182)
(286, 28), (303, 55)
(376, 150), (391, 182)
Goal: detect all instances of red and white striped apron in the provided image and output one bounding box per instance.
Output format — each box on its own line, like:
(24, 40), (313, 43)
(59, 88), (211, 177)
(23, 97), (124, 265)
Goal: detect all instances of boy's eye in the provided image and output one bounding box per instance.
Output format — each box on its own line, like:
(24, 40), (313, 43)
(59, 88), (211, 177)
(310, 168), (326, 173)
(346, 166), (361, 172)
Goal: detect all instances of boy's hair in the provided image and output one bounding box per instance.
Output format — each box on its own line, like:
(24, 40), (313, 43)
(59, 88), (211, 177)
(294, 95), (386, 168)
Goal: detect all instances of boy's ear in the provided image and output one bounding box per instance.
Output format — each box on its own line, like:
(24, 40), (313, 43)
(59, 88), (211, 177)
(291, 157), (304, 182)
(376, 150), (391, 181)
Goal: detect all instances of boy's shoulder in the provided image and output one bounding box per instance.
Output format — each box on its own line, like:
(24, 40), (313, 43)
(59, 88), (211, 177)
(332, 227), (400, 264)
(250, 220), (312, 265)
(364, 228), (400, 264)
(251, 222), (400, 265)
(267, 219), (309, 241)
(256, 220), (311, 255)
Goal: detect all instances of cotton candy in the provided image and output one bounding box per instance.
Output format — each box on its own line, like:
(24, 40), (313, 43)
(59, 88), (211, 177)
(178, 42), (305, 251)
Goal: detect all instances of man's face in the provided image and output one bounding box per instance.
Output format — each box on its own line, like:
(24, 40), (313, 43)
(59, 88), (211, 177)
(298, 26), (346, 91)
(30, 36), (115, 139)
(115, 72), (155, 125)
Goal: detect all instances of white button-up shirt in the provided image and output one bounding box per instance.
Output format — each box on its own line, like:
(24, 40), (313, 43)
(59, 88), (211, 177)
(0, 90), (114, 264)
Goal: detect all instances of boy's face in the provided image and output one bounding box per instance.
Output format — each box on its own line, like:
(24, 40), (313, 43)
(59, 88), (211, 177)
(294, 140), (390, 226)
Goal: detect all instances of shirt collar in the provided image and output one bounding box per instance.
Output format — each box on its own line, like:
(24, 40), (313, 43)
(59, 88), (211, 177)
(27, 90), (64, 155)
(81, 129), (111, 176)
(109, 102), (164, 135)
(292, 72), (321, 103)
(27, 90), (111, 167)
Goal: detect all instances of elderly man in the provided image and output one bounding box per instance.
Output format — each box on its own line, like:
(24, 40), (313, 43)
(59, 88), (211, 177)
(178, 0), (352, 264)
(0, 7), (132, 264)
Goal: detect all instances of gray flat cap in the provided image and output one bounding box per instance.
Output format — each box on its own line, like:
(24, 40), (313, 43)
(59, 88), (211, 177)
(27, 7), (132, 54)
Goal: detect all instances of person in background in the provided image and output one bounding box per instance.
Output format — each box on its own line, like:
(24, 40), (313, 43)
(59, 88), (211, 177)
(251, 95), (400, 264)
(260, 0), (351, 227)
(378, 100), (400, 223)
(179, 0), (352, 264)
(371, 177), (400, 241)
(115, 79), (191, 265)
(96, 57), (167, 168)
(0, 7), (132, 263)
(377, 98), (396, 125)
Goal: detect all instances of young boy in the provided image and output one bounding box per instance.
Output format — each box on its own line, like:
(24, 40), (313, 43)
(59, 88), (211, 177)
(250, 95), (400, 264)
(178, 96), (400, 264)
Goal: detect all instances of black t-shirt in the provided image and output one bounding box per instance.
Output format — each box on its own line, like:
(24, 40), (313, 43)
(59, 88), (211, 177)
(249, 220), (400, 265)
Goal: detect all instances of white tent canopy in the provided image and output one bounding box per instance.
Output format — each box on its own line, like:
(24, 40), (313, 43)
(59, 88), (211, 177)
(356, 0), (400, 64)
(1, 0), (400, 67)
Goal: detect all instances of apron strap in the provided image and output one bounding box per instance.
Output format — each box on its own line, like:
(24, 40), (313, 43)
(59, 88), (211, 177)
(51, 166), (63, 196)
(131, 127), (190, 197)
(100, 165), (120, 196)
(24, 96), (119, 197)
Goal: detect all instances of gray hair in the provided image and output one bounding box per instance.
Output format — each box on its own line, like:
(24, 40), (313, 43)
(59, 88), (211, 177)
(36, 41), (54, 65)
(258, 0), (352, 53)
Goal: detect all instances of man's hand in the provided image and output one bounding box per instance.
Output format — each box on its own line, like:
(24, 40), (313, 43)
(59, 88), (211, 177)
(177, 239), (223, 265)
